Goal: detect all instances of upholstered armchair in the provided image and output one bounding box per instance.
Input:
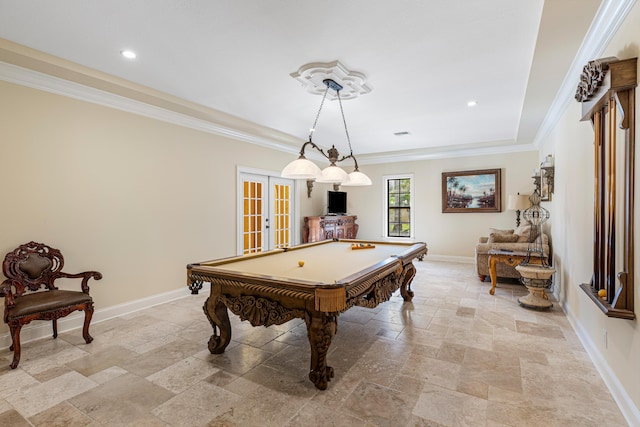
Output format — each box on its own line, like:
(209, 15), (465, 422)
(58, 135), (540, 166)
(475, 225), (550, 281)
(1, 242), (102, 368)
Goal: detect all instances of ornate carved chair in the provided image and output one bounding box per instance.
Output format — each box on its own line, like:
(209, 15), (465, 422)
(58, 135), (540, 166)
(1, 242), (102, 368)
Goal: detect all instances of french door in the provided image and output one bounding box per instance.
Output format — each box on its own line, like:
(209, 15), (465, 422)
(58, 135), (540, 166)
(238, 172), (295, 255)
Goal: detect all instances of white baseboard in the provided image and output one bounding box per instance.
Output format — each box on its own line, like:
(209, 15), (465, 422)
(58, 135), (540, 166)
(562, 301), (640, 426)
(0, 283), (211, 350)
(425, 254), (474, 264)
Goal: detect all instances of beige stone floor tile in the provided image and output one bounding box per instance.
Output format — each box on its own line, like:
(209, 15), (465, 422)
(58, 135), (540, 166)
(258, 338), (290, 353)
(69, 373), (174, 426)
(31, 365), (73, 383)
(204, 369), (238, 388)
(456, 378), (489, 400)
(460, 347), (522, 393)
(88, 365), (127, 384)
(403, 353), (461, 390)
(406, 414), (449, 426)
(0, 366), (40, 399)
(346, 354), (405, 388)
(152, 380), (241, 426)
(0, 398), (11, 413)
(16, 346), (91, 375)
(65, 345), (138, 376)
(365, 335), (417, 364)
(343, 381), (418, 426)
(444, 326), (494, 351)
(515, 319), (566, 340)
(120, 338), (203, 377)
(232, 324), (286, 347)
(286, 400), (371, 426)
(121, 331), (180, 354)
(205, 342), (278, 376)
(436, 341), (467, 364)
(413, 383), (487, 427)
(209, 368), (316, 426)
(397, 325), (446, 348)
(222, 373), (264, 397)
(6, 370), (97, 418)
(146, 356), (221, 394)
(261, 344), (312, 378)
(0, 409), (31, 427)
(487, 385), (527, 405)
(29, 401), (93, 427)
(340, 307), (377, 324)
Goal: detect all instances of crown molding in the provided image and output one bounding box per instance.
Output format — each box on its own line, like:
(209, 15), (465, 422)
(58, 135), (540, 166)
(0, 59), (535, 165)
(0, 60), (302, 155)
(532, 0), (637, 147)
(357, 141), (538, 165)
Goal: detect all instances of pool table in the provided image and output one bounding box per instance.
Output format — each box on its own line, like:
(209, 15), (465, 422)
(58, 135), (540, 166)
(186, 239), (427, 390)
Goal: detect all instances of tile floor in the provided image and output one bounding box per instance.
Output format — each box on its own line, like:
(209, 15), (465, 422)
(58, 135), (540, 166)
(0, 260), (628, 426)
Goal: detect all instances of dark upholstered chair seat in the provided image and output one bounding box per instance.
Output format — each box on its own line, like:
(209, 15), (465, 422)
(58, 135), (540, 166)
(7, 290), (93, 318)
(1, 242), (102, 369)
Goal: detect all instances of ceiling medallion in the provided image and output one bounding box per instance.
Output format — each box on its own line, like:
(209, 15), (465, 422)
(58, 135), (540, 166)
(290, 60), (371, 100)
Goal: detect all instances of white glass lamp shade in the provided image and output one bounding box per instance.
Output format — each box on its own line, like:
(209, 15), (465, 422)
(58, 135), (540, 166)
(316, 164), (349, 184)
(342, 170), (372, 186)
(281, 157), (322, 179)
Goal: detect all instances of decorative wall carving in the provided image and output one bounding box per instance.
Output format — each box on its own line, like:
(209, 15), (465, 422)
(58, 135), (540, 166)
(574, 57), (618, 102)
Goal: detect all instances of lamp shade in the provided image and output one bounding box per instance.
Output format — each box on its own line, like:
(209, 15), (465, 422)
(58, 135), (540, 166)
(507, 194), (530, 211)
(342, 170), (372, 186)
(316, 164), (349, 184)
(281, 157), (322, 179)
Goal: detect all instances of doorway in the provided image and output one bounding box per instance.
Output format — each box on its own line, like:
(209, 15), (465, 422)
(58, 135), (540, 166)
(238, 171), (295, 255)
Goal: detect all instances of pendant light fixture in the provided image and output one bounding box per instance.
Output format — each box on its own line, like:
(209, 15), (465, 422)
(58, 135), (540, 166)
(281, 79), (371, 187)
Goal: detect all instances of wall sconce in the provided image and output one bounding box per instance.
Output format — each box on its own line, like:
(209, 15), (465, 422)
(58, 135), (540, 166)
(532, 154), (554, 201)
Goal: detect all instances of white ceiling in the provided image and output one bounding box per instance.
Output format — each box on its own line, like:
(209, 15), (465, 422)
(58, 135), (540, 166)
(0, 0), (604, 162)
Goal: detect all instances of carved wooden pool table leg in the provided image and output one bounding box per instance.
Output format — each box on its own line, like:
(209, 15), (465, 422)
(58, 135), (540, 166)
(399, 262), (416, 301)
(203, 292), (231, 354)
(305, 311), (336, 390)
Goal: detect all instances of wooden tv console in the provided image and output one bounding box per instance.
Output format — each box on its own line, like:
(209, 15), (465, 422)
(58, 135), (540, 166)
(303, 215), (358, 243)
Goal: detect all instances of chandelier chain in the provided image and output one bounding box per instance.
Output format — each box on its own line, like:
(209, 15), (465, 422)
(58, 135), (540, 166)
(308, 85), (330, 141)
(337, 91), (354, 155)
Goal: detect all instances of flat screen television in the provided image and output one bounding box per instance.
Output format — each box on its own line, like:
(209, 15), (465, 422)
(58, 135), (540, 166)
(327, 191), (347, 215)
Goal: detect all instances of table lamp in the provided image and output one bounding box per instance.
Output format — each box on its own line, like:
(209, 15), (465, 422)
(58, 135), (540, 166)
(507, 193), (530, 227)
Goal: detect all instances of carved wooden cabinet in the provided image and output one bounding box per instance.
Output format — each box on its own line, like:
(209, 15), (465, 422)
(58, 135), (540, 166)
(303, 215), (358, 243)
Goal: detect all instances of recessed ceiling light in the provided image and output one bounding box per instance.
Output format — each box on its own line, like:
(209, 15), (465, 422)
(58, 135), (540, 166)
(467, 100), (477, 107)
(121, 50), (137, 59)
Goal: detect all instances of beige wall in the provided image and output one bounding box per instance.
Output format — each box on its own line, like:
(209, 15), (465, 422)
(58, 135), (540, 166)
(536, 1), (640, 419)
(0, 80), (311, 334)
(346, 151), (538, 257)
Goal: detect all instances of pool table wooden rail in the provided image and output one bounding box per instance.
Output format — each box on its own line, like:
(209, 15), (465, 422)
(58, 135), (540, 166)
(186, 239), (427, 390)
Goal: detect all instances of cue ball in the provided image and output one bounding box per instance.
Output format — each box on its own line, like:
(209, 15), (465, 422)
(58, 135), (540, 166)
(298, 260), (304, 267)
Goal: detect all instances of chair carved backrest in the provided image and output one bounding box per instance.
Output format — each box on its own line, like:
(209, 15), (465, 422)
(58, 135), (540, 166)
(2, 241), (66, 297)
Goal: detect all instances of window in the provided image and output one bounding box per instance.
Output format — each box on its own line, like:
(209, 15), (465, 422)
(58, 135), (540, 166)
(383, 174), (414, 238)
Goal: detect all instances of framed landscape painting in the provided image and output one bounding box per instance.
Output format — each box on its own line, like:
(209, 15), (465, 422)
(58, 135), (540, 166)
(442, 169), (501, 213)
